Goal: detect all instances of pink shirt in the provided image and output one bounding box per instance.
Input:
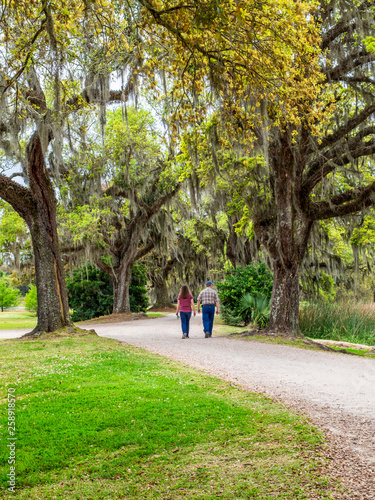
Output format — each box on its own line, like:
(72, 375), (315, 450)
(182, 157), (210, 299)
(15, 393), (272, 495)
(178, 294), (193, 312)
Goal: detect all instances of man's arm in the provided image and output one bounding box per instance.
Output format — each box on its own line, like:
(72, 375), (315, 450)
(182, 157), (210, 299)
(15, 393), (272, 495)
(197, 299), (201, 313)
(215, 299), (220, 315)
(215, 291), (220, 315)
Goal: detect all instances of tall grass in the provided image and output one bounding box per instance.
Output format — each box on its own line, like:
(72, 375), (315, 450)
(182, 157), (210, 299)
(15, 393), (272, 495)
(299, 301), (375, 345)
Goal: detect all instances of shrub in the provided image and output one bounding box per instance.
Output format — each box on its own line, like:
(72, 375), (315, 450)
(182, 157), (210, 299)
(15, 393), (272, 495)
(66, 265), (113, 322)
(217, 264), (273, 325)
(220, 305), (243, 326)
(240, 292), (271, 328)
(66, 263), (149, 321)
(129, 264), (149, 313)
(24, 285), (38, 313)
(0, 277), (20, 311)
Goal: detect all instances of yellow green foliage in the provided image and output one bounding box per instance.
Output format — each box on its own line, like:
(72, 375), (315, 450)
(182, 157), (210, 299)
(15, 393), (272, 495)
(139, 0), (324, 143)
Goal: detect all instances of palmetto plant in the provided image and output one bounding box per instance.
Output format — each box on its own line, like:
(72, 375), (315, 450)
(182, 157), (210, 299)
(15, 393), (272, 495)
(240, 292), (271, 328)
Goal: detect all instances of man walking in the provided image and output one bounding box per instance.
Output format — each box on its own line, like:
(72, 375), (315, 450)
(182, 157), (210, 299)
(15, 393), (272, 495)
(197, 281), (220, 338)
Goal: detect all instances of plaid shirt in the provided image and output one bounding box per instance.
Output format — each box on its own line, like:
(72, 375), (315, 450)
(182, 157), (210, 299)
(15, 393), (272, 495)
(197, 287), (219, 306)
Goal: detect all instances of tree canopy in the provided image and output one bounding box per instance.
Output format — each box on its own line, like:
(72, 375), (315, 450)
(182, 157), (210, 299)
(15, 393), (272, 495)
(1, 0), (375, 335)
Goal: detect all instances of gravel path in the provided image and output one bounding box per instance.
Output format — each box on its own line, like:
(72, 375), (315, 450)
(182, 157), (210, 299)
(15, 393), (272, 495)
(2, 315), (375, 497)
(84, 314), (375, 498)
(82, 315), (375, 453)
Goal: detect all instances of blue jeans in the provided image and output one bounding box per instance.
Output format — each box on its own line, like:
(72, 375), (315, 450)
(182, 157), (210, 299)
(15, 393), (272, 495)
(180, 311), (192, 335)
(202, 305), (215, 335)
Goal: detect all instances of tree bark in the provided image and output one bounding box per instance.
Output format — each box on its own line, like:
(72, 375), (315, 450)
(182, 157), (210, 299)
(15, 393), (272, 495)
(26, 133), (72, 333)
(12, 247), (21, 272)
(154, 280), (171, 307)
(151, 276), (172, 308)
(95, 254), (134, 314)
(0, 132), (72, 334)
(112, 260), (133, 313)
(267, 260), (301, 335)
(254, 131), (312, 337)
(148, 254), (178, 308)
(29, 213), (71, 332)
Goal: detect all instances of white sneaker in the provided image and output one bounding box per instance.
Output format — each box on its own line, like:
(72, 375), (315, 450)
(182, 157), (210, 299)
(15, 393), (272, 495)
(182, 333), (187, 339)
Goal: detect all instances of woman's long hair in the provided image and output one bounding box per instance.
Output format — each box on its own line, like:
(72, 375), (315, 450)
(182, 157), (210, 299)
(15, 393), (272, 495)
(179, 284), (191, 300)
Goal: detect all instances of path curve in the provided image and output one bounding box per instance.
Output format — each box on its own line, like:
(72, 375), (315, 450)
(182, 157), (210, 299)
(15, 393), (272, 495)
(81, 314), (375, 468)
(2, 315), (375, 496)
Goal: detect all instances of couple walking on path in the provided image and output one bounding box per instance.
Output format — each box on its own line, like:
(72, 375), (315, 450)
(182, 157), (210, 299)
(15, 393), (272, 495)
(176, 281), (220, 339)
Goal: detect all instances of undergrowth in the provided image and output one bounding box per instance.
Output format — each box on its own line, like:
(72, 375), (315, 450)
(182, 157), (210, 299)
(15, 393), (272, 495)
(299, 301), (375, 346)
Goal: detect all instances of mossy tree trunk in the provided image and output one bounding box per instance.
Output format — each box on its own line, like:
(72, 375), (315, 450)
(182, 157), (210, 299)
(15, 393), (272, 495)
(95, 188), (179, 314)
(153, 280), (171, 308)
(254, 132), (313, 337)
(148, 256), (177, 308)
(0, 132), (72, 334)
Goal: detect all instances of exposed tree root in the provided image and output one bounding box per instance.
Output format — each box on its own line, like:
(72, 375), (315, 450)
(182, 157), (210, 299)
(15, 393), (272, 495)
(234, 329), (361, 355)
(228, 326), (363, 355)
(20, 326), (98, 340)
(237, 329), (259, 337)
(302, 337), (360, 355)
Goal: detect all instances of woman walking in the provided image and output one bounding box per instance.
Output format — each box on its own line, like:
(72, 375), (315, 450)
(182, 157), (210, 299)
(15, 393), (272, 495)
(176, 285), (196, 339)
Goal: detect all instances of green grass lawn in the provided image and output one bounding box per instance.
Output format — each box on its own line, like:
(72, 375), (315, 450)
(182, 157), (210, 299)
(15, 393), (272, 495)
(0, 333), (345, 499)
(214, 316), (244, 336)
(145, 311), (168, 318)
(0, 310), (167, 330)
(0, 310), (37, 330)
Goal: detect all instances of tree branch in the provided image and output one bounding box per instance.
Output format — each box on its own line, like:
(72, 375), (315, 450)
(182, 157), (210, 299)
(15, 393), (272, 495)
(325, 51), (375, 81)
(318, 108), (375, 151)
(303, 140), (375, 194)
(9, 172), (24, 181)
(136, 0), (193, 52)
(149, 184), (180, 215)
(308, 182), (375, 220)
(95, 257), (115, 280)
(158, 4), (195, 15)
(321, 1), (372, 50)
(340, 75), (375, 86)
(321, 19), (354, 51)
(67, 59), (141, 110)
(2, 18), (48, 94)
(135, 238), (154, 260)
(0, 173), (34, 220)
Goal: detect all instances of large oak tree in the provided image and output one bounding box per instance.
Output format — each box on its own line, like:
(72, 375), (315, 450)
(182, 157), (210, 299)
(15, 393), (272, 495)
(0, 1), (137, 333)
(250, 0), (375, 335)
(59, 107), (180, 313)
(143, 0), (375, 335)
